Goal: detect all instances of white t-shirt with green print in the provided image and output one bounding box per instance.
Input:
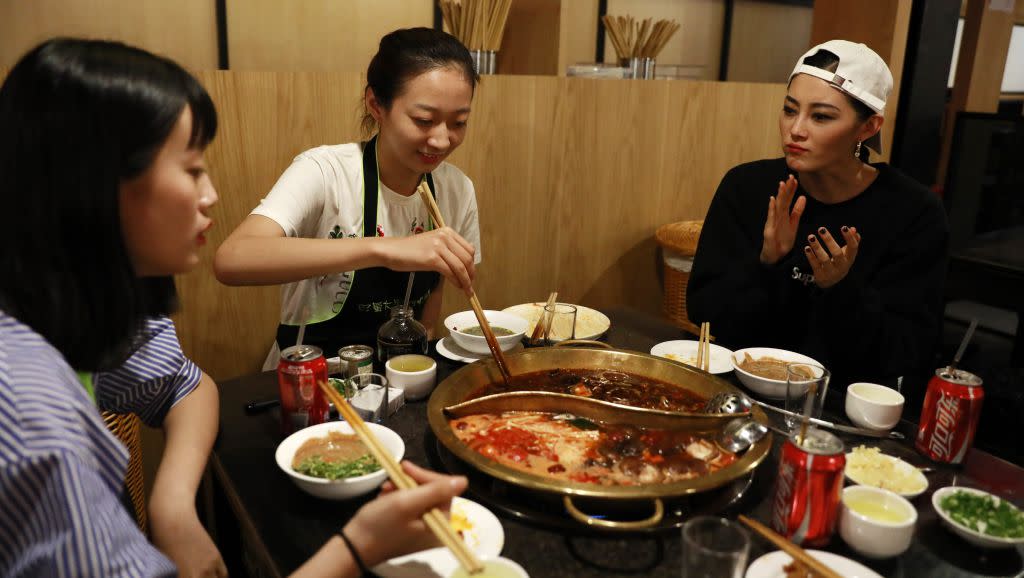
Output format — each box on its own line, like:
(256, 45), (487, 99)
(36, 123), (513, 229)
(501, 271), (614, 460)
(251, 142), (482, 327)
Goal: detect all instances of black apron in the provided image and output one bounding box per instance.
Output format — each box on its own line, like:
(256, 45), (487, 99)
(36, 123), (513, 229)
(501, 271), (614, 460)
(276, 136), (441, 356)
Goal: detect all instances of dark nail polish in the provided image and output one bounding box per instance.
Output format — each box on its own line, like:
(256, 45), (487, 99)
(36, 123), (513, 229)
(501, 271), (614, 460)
(809, 236), (817, 243)
(841, 226), (849, 233)
(804, 246), (811, 252)
(818, 227), (826, 235)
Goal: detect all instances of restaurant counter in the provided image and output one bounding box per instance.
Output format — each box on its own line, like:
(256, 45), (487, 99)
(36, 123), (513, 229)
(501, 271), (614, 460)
(208, 307), (1024, 578)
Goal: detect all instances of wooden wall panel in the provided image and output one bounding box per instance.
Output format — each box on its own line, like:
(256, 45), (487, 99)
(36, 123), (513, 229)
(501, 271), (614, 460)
(0, 0), (217, 70)
(728, 0), (813, 83)
(175, 72), (784, 381)
(498, 0), (562, 75)
(226, 0), (433, 72)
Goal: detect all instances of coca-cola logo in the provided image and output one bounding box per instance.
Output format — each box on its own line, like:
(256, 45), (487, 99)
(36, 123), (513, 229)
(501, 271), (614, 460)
(771, 461), (796, 533)
(928, 394), (960, 459)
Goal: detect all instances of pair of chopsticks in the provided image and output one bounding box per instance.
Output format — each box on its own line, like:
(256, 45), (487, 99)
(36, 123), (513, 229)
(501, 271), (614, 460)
(696, 322), (711, 372)
(528, 292), (558, 344)
(317, 381), (484, 574)
(738, 516), (843, 578)
(416, 181), (512, 384)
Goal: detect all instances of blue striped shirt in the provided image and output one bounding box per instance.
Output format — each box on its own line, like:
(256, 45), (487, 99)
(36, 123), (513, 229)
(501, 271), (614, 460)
(0, 310), (202, 577)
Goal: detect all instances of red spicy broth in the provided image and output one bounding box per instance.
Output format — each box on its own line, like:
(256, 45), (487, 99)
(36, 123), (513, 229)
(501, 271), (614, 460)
(468, 368), (706, 412)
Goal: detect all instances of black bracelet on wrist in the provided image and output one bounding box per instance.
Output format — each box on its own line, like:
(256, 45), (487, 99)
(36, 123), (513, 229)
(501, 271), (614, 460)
(338, 529), (369, 576)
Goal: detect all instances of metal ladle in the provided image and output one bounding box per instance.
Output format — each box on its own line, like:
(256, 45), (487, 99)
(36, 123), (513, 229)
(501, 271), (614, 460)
(717, 417), (769, 453)
(705, 391), (905, 440)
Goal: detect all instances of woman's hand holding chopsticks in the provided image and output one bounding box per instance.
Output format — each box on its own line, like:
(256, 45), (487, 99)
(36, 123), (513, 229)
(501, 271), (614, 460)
(291, 461), (468, 578)
(347, 462), (469, 564)
(380, 227), (477, 292)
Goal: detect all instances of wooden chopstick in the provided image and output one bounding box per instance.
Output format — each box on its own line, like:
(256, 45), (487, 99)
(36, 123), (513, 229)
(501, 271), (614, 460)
(530, 291), (558, 343)
(317, 381), (485, 574)
(738, 516), (843, 578)
(416, 180), (512, 384)
(702, 322), (711, 372)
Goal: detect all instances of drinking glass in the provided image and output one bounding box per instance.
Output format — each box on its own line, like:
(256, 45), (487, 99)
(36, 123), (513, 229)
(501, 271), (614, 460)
(544, 303), (577, 346)
(680, 516), (750, 578)
(784, 362), (830, 432)
(347, 373), (389, 424)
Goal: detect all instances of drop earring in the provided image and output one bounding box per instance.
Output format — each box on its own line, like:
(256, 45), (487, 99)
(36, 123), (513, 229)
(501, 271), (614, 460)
(854, 140), (862, 158)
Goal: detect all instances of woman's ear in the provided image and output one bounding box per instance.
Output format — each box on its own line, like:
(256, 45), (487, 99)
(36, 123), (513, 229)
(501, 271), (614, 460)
(365, 88), (384, 124)
(859, 114), (884, 143)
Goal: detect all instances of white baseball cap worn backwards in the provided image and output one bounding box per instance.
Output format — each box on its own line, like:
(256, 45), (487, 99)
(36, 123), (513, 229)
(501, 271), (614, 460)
(790, 40), (893, 153)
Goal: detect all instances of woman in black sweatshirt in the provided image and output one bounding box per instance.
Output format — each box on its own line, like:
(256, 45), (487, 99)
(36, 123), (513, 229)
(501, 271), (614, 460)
(687, 40), (948, 398)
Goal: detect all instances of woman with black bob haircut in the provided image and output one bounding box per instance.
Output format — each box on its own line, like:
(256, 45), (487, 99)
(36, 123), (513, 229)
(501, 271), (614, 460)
(1, 37), (469, 578)
(687, 40), (948, 401)
(0, 37), (228, 577)
(216, 27), (483, 363)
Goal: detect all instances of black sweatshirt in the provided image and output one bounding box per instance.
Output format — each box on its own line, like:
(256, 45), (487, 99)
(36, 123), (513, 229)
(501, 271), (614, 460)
(687, 158), (949, 393)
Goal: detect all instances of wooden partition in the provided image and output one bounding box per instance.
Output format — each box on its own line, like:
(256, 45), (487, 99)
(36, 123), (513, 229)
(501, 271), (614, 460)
(174, 72), (784, 381)
(0, 0), (217, 70)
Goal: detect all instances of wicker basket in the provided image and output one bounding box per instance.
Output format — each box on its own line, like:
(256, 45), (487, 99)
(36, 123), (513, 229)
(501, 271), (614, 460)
(102, 411), (147, 532)
(655, 220), (703, 335)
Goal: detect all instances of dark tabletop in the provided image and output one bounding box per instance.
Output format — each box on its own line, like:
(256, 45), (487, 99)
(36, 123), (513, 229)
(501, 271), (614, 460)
(211, 307), (1024, 578)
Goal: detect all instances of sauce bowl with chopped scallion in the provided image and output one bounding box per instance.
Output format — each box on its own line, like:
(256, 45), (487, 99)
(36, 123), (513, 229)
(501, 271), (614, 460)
(276, 421), (405, 500)
(932, 486), (1024, 549)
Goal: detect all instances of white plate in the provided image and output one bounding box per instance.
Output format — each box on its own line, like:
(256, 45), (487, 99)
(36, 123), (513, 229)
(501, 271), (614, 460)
(436, 336), (524, 364)
(650, 340), (734, 374)
(373, 497), (504, 577)
(501, 302), (611, 341)
(745, 549), (883, 578)
(844, 449), (928, 499)
(932, 486), (1024, 549)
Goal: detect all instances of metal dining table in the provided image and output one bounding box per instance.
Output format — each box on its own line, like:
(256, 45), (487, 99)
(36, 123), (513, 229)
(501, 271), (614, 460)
(207, 307), (1024, 578)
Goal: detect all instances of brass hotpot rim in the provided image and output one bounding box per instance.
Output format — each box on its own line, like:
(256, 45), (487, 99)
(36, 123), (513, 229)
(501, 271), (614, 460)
(427, 345), (772, 501)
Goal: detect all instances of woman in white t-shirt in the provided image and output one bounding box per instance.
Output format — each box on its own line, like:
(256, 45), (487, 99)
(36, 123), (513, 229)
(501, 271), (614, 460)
(216, 28), (481, 358)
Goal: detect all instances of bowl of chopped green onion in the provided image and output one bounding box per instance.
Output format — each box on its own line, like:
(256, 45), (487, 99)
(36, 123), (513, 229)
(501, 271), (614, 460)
(276, 421), (405, 500)
(932, 486), (1024, 548)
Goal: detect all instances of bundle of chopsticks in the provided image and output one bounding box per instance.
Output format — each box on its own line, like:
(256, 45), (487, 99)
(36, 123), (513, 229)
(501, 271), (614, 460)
(695, 321), (711, 372)
(439, 0), (514, 52)
(602, 15), (680, 60)
(318, 380), (485, 574)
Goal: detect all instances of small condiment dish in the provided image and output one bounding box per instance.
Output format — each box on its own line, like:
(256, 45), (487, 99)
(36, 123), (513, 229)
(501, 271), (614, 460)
(385, 354), (438, 401)
(845, 382), (904, 432)
(730, 347), (822, 399)
(932, 486), (1024, 549)
(275, 421), (404, 500)
(445, 310), (529, 355)
(839, 485), (917, 558)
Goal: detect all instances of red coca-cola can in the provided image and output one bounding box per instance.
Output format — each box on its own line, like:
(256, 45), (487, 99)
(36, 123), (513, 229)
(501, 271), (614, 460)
(770, 428), (846, 547)
(277, 345), (330, 435)
(915, 367), (984, 464)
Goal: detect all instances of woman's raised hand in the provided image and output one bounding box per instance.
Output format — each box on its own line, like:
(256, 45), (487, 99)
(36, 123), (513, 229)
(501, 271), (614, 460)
(804, 225), (860, 289)
(382, 227), (476, 292)
(760, 175), (806, 265)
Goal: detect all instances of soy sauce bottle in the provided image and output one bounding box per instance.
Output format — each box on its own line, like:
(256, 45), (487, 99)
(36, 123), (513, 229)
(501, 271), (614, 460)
(376, 305), (428, 366)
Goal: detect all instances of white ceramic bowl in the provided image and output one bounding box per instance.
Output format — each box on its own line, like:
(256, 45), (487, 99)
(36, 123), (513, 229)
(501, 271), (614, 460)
(844, 448), (928, 499)
(845, 382), (904, 431)
(932, 486), (1024, 549)
(275, 421), (404, 500)
(731, 347), (823, 399)
(385, 354), (437, 401)
(449, 556), (529, 578)
(839, 485), (917, 558)
(445, 310), (529, 355)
